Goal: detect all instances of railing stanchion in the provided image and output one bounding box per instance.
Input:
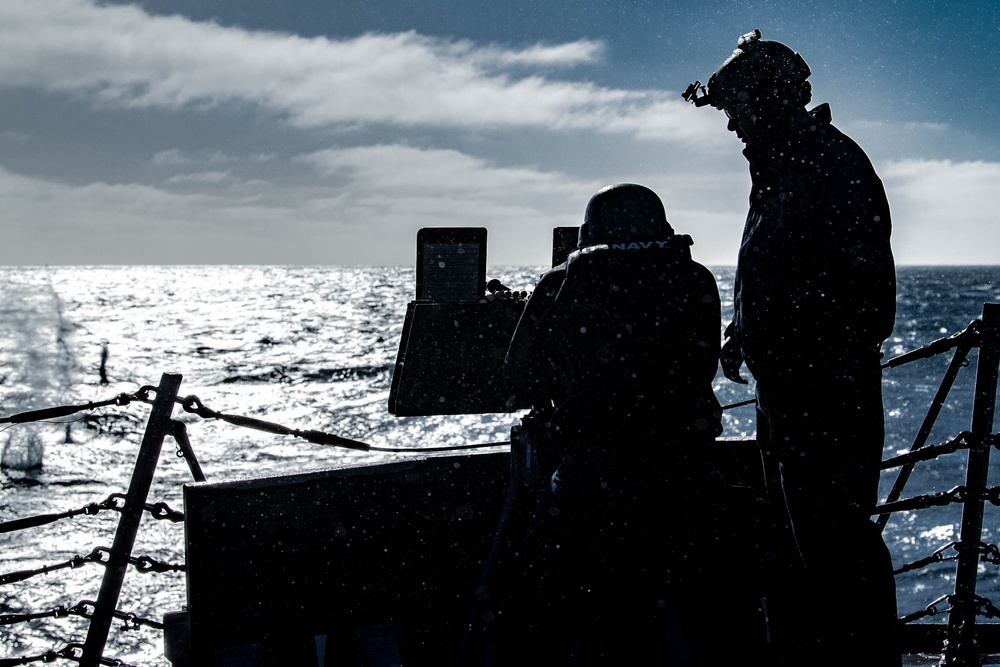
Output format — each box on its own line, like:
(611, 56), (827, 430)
(80, 373), (183, 667)
(941, 304), (1000, 666)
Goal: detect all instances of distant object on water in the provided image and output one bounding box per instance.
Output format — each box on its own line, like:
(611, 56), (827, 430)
(1, 426), (44, 470)
(99, 339), (109, 385)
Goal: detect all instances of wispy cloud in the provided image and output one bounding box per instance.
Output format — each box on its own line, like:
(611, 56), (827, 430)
(153, 149), (276, 169)
(480, 40), (606, 68)
(300, 144), (589, 195)
(0, 0), (716, 144)
(165, 171), (232, 185)
(854, 120), (951, 133)
(152, 149), (192, 166)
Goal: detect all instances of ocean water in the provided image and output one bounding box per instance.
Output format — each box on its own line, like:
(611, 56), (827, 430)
(0, 264), (998, 666)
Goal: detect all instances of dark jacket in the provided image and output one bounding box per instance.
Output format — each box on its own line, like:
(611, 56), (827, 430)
(733, 104), (896, 377)
(505, 235), (722, 447)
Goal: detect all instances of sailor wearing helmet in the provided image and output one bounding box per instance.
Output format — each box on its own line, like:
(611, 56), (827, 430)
(496, 184), (755, 663)
(687, 30), (900, 666)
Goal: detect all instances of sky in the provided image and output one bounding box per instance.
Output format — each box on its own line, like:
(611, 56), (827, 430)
(1, 0), (998, 268)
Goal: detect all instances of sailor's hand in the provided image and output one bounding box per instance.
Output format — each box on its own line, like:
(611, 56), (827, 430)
(721, 337), (748, 384)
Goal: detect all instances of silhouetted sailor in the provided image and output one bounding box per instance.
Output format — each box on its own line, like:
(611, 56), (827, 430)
(687, 30), (900, 666)
(497, 183), (744, 664)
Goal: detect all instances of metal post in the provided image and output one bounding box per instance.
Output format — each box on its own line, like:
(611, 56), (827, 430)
(80, 373), (182, 667)
(941, 304), (1000, 666)
(171, 420), (206, 483)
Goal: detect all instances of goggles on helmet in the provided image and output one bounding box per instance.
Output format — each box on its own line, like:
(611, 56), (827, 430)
(683, 30), (810, 110)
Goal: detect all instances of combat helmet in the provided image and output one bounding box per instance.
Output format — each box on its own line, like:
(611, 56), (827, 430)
(578, 183), (674, 248)
(683, 29), (811, 110)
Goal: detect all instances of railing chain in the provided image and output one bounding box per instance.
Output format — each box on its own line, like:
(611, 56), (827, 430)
(0, 600), (163, 631)
(876, 485), (969, 515)
(881, 432), (974, 470)
(178, 393), (371, 451)
(0, 391), (151, 425)
(0, 643), (137, 667)
(0, 549), (104, 586)
(900, 594), (951, 624)
(0, 494), (182, 537)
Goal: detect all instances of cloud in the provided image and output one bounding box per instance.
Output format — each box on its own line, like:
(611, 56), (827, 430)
(3, 2), (991, 268)
(481, 40), (606, 68)
(165, 171), (232, 185)
(4, 149), (993, 267)
(0, 143), (603, 265)
(881, 159), (1000, 264)
(296, 144), (607, 263)
(853, 119), (951, 134)
(0, 0), (719, 145)
(300, 144), (587, 195)
(152, 149), (191, 166)
(153, 149), (277, 167)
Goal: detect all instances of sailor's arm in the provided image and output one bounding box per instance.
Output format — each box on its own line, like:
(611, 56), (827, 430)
(721, 319), (748, 384)
(503, 268), (564, 408)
